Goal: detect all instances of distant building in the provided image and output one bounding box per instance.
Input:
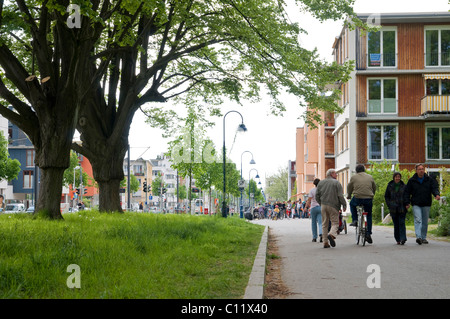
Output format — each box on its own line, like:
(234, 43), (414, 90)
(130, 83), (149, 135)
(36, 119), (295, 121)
(123, 157), (153, 210)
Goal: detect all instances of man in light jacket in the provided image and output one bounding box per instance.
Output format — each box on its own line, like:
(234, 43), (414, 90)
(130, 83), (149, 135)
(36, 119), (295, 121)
(347, 164), (376, 244)
(316, 169), (347, 248)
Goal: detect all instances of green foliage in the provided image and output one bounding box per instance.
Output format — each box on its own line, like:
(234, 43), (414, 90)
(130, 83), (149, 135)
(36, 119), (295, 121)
(265, 167), (289, 202)
(0, 211), (264, 298)
(62, 152), (92, 188)
(0, 131), (20, 182)
(366, 160), (414, 223)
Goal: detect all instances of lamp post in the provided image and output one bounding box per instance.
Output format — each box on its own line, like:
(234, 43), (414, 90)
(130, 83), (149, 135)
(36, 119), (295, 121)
(223, 110), (247, 218)
(248, 168), (259, 211)
(240, 151), (255, 218)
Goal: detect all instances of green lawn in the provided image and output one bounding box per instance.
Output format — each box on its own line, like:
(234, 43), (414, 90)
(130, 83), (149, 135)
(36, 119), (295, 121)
(0, 211), (264, 299)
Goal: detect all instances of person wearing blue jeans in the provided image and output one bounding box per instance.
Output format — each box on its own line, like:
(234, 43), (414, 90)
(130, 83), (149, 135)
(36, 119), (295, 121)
(306, 178), (322, 242)
(404, 164), (440, 245)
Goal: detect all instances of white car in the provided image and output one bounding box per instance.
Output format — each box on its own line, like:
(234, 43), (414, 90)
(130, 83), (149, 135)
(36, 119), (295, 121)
(5, 203), (26, 214)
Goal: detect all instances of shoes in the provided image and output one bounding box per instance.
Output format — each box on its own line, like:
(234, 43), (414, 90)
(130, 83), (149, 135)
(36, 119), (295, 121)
(416, 238), (422, 245)
(422, 239), (429, 244)
(401, 240), (406, 245)
(327, 234), (336, 247)
(323, 243), (330, 248)
(365, 235), (373, 244)
(319, 235), (323, 243)
(349, 221), (357, 227)
(312, 238), (316, 242)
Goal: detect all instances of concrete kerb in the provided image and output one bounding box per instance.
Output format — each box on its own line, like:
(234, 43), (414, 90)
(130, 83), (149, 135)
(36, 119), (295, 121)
(243, 225), (268, 299)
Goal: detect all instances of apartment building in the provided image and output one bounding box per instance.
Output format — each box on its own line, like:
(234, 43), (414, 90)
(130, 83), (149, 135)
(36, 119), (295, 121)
(123, 157), (153, 210)
(296, 110), (335, 199)
(332, 12), (450, 191)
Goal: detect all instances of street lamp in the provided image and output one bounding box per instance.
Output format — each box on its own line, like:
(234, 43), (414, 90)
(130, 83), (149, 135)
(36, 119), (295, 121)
(223, 110), (247, 218)
(240, 151), (255, 218)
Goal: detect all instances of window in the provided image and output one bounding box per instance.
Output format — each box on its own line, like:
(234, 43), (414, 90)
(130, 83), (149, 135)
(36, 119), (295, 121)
(427, 126), (450, 160)
(425, 27), (450, 66)
(426, 79), (450, 95)
(368, 78), (397, 114)
(368, 125), (398, 160)
(23, 170), (34, 189)
(368, 28), (396, 67)
(26, 150), (35, 167)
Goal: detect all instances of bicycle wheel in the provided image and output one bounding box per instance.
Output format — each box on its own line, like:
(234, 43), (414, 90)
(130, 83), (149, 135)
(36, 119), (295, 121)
(361, 214), (367, 246)
(355, 220), (360, 245)
(344, 220), (347, 234)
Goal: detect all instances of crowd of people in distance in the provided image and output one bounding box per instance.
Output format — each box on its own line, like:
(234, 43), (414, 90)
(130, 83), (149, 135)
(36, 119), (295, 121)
(251, 200), (312, 220)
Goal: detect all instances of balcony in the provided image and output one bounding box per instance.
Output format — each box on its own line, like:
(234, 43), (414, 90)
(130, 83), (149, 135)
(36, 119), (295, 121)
(421, 95), (450, 117)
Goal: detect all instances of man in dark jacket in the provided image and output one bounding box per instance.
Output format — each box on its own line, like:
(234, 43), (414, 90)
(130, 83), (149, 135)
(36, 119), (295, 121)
(404, 164), (440, 245)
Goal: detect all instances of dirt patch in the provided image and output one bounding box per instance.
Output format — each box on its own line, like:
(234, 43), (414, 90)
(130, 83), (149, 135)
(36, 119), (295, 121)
(264, 228), (293, 299)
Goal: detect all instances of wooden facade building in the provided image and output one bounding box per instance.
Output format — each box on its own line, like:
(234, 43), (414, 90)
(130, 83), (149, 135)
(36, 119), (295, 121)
(332, 12), (450, 190)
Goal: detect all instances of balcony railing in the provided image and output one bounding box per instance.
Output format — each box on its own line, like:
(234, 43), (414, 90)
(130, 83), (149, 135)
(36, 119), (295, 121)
(367, 53), (397, 68)
(421, 95), (450, 115)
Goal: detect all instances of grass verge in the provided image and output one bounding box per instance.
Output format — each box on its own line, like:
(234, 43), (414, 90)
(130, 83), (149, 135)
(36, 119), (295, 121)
(0, 211), (264, 298)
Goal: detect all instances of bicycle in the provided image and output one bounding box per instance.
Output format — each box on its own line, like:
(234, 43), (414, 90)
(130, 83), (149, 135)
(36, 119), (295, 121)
(355, 205), (368, 246)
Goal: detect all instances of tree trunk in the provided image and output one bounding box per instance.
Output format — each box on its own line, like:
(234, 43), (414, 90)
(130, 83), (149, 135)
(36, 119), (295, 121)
(97, 179), (123, 213)
(36, 167), (65, 220)
(86, 142), (127, 213)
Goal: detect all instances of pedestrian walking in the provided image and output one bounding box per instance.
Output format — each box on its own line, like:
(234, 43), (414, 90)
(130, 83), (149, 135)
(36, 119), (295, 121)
(384, 172), (407, 245)
(347, 164), (376, 244)
(306, 178), (322, 242)
(316, 169), (347, 248)
(403, 164), (440, 245)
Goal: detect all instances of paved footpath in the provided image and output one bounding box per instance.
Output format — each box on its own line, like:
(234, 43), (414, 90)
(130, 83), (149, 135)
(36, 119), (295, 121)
(251, 218), (450, 299)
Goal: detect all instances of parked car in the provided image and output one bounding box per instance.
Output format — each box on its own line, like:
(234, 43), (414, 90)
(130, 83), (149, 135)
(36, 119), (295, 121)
(5, 203), (26, 214)
(26, 206), (35, 213)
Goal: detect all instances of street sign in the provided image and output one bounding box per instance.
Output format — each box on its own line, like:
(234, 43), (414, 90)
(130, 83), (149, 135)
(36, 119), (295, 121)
(238, 179), (245, 188)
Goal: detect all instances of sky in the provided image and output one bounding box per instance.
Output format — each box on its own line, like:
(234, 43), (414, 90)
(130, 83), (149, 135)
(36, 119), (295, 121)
(126, 0), (450, 189)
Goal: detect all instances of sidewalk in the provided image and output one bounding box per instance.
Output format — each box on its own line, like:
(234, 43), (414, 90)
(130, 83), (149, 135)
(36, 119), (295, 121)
(247, 218), (450, 299)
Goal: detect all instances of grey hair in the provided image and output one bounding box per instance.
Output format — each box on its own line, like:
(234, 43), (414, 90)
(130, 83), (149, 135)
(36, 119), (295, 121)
(326, 169), (336, 177)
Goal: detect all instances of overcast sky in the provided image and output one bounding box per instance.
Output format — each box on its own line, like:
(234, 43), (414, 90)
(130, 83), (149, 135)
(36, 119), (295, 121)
(126, 0), (449, 188)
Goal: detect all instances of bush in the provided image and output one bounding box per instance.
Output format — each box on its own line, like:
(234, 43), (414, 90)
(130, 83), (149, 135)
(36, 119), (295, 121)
(436, 203), (450, 236)
(367, 160), (414, 223)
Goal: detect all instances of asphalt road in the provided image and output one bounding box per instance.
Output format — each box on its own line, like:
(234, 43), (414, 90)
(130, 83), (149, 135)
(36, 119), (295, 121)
(251, 218), (450, 299)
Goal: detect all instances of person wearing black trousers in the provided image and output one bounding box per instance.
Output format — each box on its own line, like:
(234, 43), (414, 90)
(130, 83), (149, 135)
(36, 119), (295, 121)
(385, 172), (407, 245)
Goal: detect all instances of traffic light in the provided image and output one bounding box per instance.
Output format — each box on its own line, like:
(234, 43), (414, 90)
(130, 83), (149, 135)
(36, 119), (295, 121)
(162, 187), (167, 194)
(76, 188), (80, 194)
(83, 188), (87, 195)
(143, 181), (147, 192)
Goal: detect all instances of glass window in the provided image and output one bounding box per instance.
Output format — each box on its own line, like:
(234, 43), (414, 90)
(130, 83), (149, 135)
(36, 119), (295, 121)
(368, 126), (381, 160)
(442, 80), (450, 95)
(426, 30), (439, 66)
(368, 80), (381, 113)
(443, 128), (450, 159)
(368, 31), (381, 66)
(383, 31), (396, 67)
(441, 30), (450, 66)
(426, 28), (450, 66)
(426, 79), (440, 95)
(427, 128), (440, 159)
(384, 126), (397, 159)
(368, 29), (396, 67)
(383, 79), (396, 113)
(368, 125), (397, 160)
(368, 79), (397, 114)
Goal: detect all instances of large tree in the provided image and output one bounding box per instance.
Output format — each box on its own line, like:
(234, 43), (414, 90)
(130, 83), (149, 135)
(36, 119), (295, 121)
(1, 0), (369, 216)
(0, 0), (103, 219)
